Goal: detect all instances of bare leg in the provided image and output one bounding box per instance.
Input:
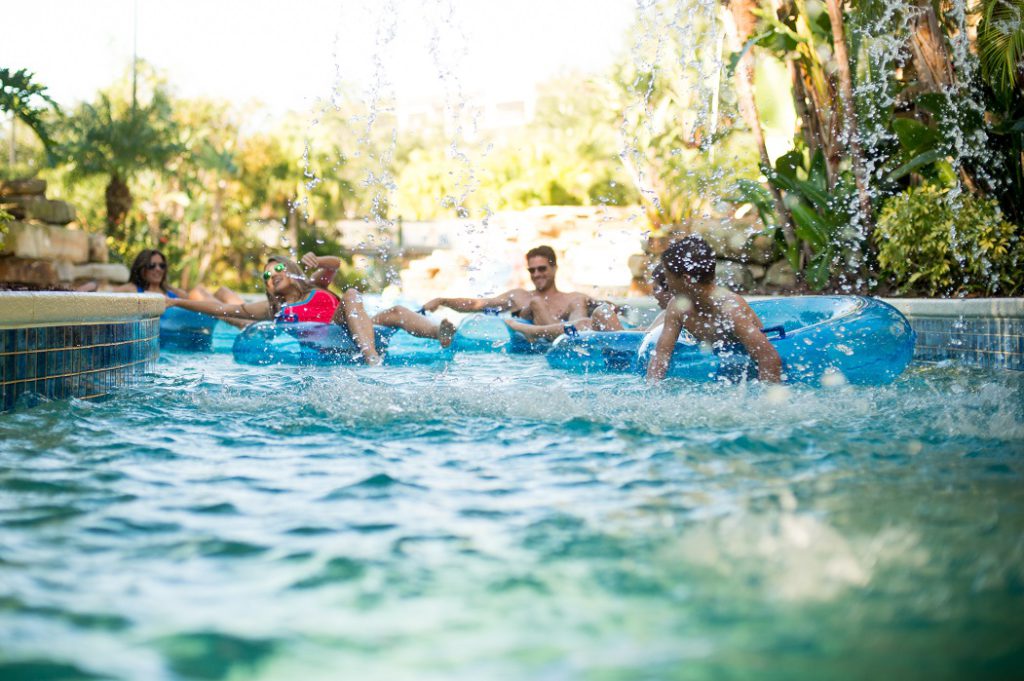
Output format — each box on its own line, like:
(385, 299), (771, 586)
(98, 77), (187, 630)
(373, 306), (455, 348)
(506, 317), (594, 341)
(189, 286), (249, 328)
(214, 286), (246, 305)
(188, 285), (215, 301)
(334, 289), (382, 365)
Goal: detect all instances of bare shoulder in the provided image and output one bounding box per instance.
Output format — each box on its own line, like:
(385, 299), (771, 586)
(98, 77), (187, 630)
(504, 288), (533, 302)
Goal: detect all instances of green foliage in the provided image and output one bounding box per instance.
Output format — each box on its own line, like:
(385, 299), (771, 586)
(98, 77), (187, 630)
(875, 185), (1023, 296)
(0, 68), (60, 156)
(613, 0), (757, 229)
(58, 91), (180, 185)
(736, 146), (859, 290)
(976, 0), (1024, 103)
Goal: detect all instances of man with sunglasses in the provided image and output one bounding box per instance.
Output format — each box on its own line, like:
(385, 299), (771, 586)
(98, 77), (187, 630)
(421, 245), (590, 324)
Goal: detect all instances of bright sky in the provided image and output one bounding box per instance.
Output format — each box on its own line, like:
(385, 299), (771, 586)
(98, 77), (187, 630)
(6, 0), (637, 117)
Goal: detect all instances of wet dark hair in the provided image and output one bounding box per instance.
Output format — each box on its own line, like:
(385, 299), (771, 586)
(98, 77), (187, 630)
(650, 264), (668, 293)
(661, 235), (716, 284)
(526, 245), (557, 267)
(129, 249), (168, 292)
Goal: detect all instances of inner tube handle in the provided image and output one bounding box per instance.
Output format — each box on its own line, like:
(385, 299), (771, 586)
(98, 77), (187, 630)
(761, 325), (786, 339)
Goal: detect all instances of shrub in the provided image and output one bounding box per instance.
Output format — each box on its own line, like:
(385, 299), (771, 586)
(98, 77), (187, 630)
(875, 186), (1023, 296)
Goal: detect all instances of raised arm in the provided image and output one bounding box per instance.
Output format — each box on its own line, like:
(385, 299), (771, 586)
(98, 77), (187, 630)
(301, 252), (341, 290)
(646, 298), (685, 382)
(731, 303), (782, 383)
(421, 289), (527, 313)
(168, 297), (271, 322)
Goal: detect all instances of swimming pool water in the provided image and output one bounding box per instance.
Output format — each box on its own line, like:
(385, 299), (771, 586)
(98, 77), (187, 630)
(1, 348), (1022, 680)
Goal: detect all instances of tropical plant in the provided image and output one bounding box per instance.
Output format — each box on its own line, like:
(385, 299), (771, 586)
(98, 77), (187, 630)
(612, 0), (758, 232)
(977, 0), (1024, 99)
(56, 67), (181, 238)
(875, 185), (1023, 295)
(736, 145), (858, 289)
(976, 0), (1024, 225)
(0, 67), (60, 160)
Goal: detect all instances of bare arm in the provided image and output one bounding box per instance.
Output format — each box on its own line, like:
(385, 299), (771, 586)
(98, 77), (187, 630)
(107, 283), (138, 293)
(167, 285), (190, 299)
(645, 310), (666, 331)
(731, 303), (782, 383)
(566, 294), (591, 322)
(301, 252), (340, 290)
(169, 297), (271, 321)
(646, 299), (685, 382)
(422, 289), (527, 313)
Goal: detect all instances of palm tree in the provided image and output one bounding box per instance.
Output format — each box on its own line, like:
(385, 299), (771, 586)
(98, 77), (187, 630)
(59, 88), (180, 237)
(976, 0), (1024, 223)
(0, 68), (60, 166)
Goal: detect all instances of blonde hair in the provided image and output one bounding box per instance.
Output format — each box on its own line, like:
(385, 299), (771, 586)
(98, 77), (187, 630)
(263, 255), (314, 317)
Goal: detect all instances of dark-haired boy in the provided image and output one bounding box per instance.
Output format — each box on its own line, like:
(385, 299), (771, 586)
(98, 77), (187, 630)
(646, 235), (782, 383)
(422, 245), (590, 323)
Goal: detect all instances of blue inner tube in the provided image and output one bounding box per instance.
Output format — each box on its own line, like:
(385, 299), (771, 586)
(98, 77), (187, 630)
(549, 296), (916, 385)
(232, 322), (398, 366)
(449, 313), (551, 354)
(547, 330), (647, 373)
(159, 307), (219, 352)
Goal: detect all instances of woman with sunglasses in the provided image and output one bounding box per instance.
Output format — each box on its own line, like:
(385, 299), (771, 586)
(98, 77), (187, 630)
(105, 249), (188, 297)
(106, 248), (236, 304)
(167, 254), (387, 365)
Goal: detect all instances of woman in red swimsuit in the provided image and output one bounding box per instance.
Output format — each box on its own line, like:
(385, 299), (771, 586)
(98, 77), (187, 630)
(168, 253), (454, 365)
(168, 255), (383, 362)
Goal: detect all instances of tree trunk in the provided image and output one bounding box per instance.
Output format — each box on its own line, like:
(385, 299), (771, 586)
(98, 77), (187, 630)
(824, 0), (874, 236)
(908, 0), (956, 92)
(105, 173), (133, 237)
(724, 0), (796, 246)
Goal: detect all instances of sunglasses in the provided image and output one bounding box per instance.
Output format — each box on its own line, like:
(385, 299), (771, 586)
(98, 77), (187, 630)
(262, 263), (287, 280)
(527, 266), (550, 274)
(146, 262), (167, 271)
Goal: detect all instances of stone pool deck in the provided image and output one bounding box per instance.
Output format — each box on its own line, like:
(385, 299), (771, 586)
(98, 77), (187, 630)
(0, 293), (1021, 412)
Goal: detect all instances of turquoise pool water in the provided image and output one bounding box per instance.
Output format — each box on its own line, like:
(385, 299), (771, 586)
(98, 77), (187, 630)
(1, 348), (1022, 680)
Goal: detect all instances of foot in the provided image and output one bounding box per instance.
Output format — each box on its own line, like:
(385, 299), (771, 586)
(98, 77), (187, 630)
(363, 350), (383, 366)
(438, 319), (456, 349)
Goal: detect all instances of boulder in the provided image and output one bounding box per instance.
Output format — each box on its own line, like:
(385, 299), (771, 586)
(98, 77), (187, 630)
(88, 233), (109, 263)
(24, 199), (76, 225)
(666, 220), (776, 265)
(0, 178), (46, 197)
(628, 252), (653, 279)
(764, 260), (797, 288)
(1, 221), (90, 264)
(748, 264), (766, 280)
(57, 262), (130, 283)
(0, 256), (60, 287)
(0, 199), (26, 218)
(714, 260), (755, 292)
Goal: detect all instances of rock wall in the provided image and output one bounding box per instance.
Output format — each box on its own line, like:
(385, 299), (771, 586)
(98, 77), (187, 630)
(632, 218), (797, 293)
(0, 179), (128, 289)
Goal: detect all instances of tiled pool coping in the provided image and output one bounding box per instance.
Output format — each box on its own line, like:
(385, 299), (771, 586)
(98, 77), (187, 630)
(882, 298), (1024, 371)
(1, 292), (164, 411)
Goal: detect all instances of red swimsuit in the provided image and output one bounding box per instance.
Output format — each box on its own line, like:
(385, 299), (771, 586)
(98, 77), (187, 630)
(274, 289), (339, 324)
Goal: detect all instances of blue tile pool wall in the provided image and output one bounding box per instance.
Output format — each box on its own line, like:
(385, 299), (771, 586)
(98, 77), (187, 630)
(0, 318), (159, 411)
(908, 315), (1024, 370)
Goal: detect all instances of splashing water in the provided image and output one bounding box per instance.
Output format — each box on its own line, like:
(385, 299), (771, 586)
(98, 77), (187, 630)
(0, 351), (1021, 679)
